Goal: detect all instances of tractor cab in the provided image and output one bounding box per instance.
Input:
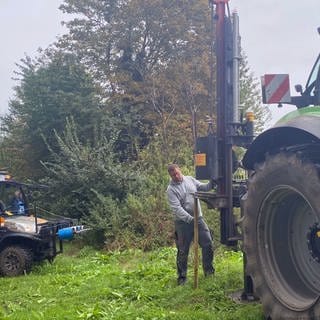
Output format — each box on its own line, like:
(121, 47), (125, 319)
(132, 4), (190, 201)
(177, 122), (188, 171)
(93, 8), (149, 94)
(303, 53), (320, 103)
(262, 28), (320, 109)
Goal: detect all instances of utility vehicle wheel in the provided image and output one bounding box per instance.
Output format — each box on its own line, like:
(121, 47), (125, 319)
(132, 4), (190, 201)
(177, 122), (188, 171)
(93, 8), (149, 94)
(243, 152), (320, 320)
(0, 245), (33, 277)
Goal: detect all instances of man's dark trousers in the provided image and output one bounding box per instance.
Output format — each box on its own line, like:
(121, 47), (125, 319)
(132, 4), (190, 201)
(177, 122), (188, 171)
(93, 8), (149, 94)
(174, 217), (214, 281)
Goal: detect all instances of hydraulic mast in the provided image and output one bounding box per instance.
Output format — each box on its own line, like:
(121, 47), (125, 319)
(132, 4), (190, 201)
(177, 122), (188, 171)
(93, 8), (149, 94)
(195, 0), (253, 244)
(215, 0), (236, 245)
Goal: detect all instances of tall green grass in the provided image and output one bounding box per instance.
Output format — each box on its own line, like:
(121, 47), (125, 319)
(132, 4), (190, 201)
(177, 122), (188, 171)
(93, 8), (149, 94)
(0, 244), (263, 319)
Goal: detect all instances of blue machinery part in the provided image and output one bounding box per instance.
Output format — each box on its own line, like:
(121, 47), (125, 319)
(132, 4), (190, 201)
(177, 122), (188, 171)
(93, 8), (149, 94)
(57, 225), (87, 240)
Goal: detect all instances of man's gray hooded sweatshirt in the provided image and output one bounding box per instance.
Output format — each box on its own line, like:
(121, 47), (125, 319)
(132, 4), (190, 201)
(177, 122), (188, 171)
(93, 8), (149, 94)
(167, 176), (212, 223)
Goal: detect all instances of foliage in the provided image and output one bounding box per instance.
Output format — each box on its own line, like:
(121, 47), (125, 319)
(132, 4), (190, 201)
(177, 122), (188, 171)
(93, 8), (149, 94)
(58, 0), (213, 151)
(58, 0), (268, 148)
(59, 0), (211, 90)
(40, 118), (143, 242)
(0, 52), (102, 180)
(41, 119), (175, 250)
(0, 245), (263, 319)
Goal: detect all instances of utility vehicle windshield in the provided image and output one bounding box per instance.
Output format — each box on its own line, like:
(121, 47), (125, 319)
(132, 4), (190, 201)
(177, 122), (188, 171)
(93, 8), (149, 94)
(0, 183), (29, 215)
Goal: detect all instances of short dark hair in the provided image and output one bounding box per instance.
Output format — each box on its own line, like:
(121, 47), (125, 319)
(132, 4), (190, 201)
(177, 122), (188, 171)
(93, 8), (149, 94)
(167, 164), (179, 173)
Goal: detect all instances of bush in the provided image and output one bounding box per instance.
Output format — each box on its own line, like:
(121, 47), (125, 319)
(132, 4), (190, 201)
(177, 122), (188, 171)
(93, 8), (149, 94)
(40, 117), (222, 252)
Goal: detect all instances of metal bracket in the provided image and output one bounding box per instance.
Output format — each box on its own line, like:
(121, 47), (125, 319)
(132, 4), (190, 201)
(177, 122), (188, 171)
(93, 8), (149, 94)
(195, 191), (228, 209)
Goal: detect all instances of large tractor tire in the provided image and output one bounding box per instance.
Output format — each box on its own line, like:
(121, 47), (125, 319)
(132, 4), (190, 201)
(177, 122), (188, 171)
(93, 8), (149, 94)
(243, 152), (320, 319)
(0, 245), (33, 277)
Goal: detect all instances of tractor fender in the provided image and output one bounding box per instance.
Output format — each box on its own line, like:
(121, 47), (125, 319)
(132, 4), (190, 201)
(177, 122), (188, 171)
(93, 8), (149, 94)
(243, 113), (320, 170)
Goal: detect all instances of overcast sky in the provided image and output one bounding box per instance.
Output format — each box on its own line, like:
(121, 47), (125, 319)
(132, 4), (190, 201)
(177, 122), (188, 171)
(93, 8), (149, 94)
(0, 0), (66, 116)
(0, 1), (319, 129)
(232, 0), (320, 127)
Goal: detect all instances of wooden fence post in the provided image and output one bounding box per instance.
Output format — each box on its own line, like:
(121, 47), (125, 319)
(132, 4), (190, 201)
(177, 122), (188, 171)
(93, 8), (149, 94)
(194, 196), (199, 289)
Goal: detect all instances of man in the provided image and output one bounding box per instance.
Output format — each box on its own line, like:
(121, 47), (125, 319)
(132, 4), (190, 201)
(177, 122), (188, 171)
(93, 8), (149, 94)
(11, 190), (26, 215)
(166, 164), (214, 285)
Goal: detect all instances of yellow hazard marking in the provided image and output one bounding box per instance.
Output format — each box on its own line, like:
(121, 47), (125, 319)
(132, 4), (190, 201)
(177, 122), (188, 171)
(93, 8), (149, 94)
(195, 153), (206, 166)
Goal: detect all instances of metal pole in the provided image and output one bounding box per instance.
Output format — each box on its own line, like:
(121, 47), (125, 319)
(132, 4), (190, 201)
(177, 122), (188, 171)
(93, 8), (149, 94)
(194, 196), (199, 289)
(214, 0), (229, 244)
(34, 202), (38, 233)
(208, 0), (215, 129)
(232, 11), (240, 123)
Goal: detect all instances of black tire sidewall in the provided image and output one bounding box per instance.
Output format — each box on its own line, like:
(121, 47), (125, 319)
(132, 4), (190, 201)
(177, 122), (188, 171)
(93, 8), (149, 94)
(0, 245), (33, 277)
(243, 153), (320, 319)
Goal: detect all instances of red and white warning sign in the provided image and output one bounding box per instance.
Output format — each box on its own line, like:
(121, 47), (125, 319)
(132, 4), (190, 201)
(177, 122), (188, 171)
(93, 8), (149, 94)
(261, 74), (291, 104)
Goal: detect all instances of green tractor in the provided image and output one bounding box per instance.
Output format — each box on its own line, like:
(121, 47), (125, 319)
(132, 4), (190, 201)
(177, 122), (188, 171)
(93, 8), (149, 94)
(242, 37), (320, 318)
(196, 2), (320, 318)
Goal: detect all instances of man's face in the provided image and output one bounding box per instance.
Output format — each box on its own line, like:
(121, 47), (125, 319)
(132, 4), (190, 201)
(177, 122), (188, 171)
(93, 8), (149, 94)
(169, 167), (183, 183)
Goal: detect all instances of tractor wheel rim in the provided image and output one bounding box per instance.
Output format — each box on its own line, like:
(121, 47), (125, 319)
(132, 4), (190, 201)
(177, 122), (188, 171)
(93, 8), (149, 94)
(258, 185), (320, 311)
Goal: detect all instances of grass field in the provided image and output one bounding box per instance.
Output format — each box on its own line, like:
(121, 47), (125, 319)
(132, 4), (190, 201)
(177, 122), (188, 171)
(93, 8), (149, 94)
(0, 244), (263, 319)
